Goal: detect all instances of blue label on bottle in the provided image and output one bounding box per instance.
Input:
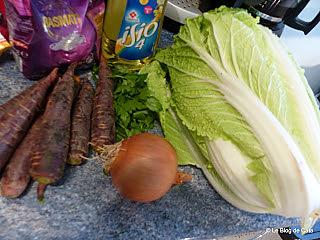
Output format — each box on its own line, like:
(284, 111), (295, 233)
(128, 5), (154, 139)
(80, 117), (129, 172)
(115, 0), (165, 60)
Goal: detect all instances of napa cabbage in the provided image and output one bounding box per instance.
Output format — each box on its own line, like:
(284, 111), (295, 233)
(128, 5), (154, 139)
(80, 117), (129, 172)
(142, 7), (320, 227)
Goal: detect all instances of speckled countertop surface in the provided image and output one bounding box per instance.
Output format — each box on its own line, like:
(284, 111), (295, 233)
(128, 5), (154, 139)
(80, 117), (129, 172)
(0, 30), (298, 240)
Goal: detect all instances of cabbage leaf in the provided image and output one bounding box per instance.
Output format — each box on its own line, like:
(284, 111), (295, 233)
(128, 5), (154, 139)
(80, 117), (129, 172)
(143, 6), (320, 225)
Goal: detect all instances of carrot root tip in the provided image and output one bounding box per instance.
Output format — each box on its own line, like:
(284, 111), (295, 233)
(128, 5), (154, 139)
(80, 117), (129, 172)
(37, 183), (47, 202)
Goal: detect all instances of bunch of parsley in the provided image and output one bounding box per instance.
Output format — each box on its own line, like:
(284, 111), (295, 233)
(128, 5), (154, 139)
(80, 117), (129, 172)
(112, 67), (161, 141)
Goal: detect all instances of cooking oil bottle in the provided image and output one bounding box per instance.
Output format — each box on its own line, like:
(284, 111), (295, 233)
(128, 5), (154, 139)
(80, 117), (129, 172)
(101, 0), (167, 68)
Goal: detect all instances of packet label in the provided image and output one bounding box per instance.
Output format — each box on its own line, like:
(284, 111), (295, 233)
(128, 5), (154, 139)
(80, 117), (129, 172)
(115, 0), (165, 60)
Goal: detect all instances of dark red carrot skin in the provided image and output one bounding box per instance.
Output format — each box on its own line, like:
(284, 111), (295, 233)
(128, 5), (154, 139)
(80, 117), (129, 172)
(68, 80), (94, 165)
(73, 75), (82, 101)
(0, 68), (58, 171)
(0, 69), (58, 121)
(30, 64), (76, 199)
(0, 115), (43, 198)
(91, 56), (115, 149)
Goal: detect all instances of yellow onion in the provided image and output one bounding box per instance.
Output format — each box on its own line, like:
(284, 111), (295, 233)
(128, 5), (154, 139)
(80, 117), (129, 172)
(97, 133), (191, 202)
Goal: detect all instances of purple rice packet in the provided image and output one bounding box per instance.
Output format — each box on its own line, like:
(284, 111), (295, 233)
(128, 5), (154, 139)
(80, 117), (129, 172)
(5, 0), (96, 79)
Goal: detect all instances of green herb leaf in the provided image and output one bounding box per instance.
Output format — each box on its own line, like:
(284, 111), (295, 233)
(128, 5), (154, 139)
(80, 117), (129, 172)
(112, 67), (159, 141)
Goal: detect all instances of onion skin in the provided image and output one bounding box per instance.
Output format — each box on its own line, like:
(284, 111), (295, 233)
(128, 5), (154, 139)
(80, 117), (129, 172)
(110, 133), (177, 202)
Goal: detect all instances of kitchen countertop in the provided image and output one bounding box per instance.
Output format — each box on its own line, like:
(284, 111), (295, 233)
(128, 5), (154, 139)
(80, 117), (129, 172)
(0, 30), (299, 240)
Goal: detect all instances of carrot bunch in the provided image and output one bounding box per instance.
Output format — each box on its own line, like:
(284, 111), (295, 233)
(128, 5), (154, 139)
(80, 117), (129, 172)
(0, 57), (115, 200)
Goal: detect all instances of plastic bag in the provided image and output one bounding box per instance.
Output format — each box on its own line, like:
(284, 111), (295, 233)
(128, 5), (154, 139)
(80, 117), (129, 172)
(5, 0), (97, 79)
(0, 0), (9, 40)
(0, 32), (10, 56)
(87, 0), (105, 57)
(0, 0), (10, 56)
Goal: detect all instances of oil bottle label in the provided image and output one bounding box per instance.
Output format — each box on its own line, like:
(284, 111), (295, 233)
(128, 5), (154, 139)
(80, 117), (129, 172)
(115, 0), (165, 60)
